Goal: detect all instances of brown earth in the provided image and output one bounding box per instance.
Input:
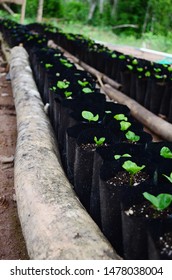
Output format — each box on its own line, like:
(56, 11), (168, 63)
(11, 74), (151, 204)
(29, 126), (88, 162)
(0, 46), (29, 260)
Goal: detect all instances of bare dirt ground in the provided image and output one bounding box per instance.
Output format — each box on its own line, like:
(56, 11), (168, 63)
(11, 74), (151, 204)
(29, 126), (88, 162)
(0, 46), (29, 260)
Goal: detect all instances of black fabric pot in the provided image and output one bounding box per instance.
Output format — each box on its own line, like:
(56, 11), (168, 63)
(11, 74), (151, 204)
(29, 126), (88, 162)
(135, 76), (147, 105)
(129, 73), (137, 100)
(120, 71), (131, 96)
(121, 185), (172, 260)
(143, 78), (152, 110)
(146, 142), (172, 185)
(149, 79), (166, 114)
(66, 123), (103, 184)
(159, 82), (172, 117)
(58, 99), (106, 152)
(90, 142), (149, 227)
(74, 127), (115, 212)
(118, 129), (152, 147)
(99, 158), (155, 256)
(148, 220), (172, 260)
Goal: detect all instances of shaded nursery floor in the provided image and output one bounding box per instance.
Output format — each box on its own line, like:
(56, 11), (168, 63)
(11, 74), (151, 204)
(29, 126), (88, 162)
(0, 46), (28, 259)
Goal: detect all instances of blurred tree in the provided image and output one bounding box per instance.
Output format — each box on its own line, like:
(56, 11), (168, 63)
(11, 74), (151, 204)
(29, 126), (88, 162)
(37, 0), (44, 22)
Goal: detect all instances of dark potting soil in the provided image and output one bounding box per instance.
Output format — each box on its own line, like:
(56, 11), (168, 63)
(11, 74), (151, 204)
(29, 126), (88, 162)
(106, 171), (149, 187)
(125, 201), (172, 219)
(80, 143), (109, 152)
(157, 232), (172, 258)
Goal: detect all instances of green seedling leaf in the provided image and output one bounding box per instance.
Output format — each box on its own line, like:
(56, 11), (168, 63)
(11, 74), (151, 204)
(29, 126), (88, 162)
(160, 146), (172, 159)
(137, 67), (144, 72)
(60, 58), (73, 68)
(120, 121), (131, 131)
(114, 154), (131, 160)
(119, 55), (126, 59)
(64, 91), (72, 98)
(163, 172), (172, 183)
(114, 114), (128, 121)
(57, 80), (70, 89)
(154, 68), (161, 73)
(111, 53), (117, 58)
(82, 87), (93, 94)
(132, 59), (138, 65)
(94, 136), (106, 146)
(45, 63), (53, 69)
(122, 160), (145, 175)
(122, 160), (145, 186)
(127, 65), (133, 71)
(168, 66), (172, 72)
(54, 53), (61, 57)
(105, 110), (112, 114)
(125, 131), (140, 142)
(82, 110), (99, 122)
(78, 80), (89, 87)
(143, 192), (172, 211)
(50, 86), (57, 91)
(145, 71), (151, 77)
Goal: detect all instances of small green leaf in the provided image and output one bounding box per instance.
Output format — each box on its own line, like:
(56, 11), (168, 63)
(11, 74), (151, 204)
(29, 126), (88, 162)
(127, 65), (133, 71)
(82, 87), (93, 94)
(160, 147), (172, 158)
(143, 192), (172, 211)
(59, 58), (73, 68)
(78, 80), (89, 87)
(132, 59), (138, 65)
(125, 131), (140, 142)
(114, 114), (128, 121)
(81, 111), (99, 122)
(114, 154), (131, 160)
(145, 71), (151, 77)
(137, 67), (143, 72)
(111, 53), (117, 58)
(122, 160), (145, 175)
(120, 121), (131, 131)
(94, 136), (106, 146)
(64, 91), (72, 98)
(57, 80), (70, 89)
(45, 63), (53, 69)
(163, 172), (172, 183)
(105, 110), (112, 114)
(168, 66), (172, 72)
(119, 55), (126, 59)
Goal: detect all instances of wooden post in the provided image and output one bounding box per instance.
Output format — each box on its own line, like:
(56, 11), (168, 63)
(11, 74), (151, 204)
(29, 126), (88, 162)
(20, 0), (26, 24)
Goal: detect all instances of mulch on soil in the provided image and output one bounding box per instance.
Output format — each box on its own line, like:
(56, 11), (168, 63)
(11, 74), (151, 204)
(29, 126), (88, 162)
(0, 45), (29, 260)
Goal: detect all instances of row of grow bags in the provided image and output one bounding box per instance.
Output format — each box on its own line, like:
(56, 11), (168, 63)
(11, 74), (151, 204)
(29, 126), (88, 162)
(1, 19), (172, 260)
(30, 45), (172, 260)
(25, 21), (172, 123)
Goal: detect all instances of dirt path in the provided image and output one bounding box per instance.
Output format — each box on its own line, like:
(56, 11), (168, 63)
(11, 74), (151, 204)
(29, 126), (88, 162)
(0, 46), (29, 259)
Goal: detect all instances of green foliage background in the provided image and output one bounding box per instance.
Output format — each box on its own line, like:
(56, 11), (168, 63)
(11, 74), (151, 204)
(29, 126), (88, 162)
(1, 0), (172, 53)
